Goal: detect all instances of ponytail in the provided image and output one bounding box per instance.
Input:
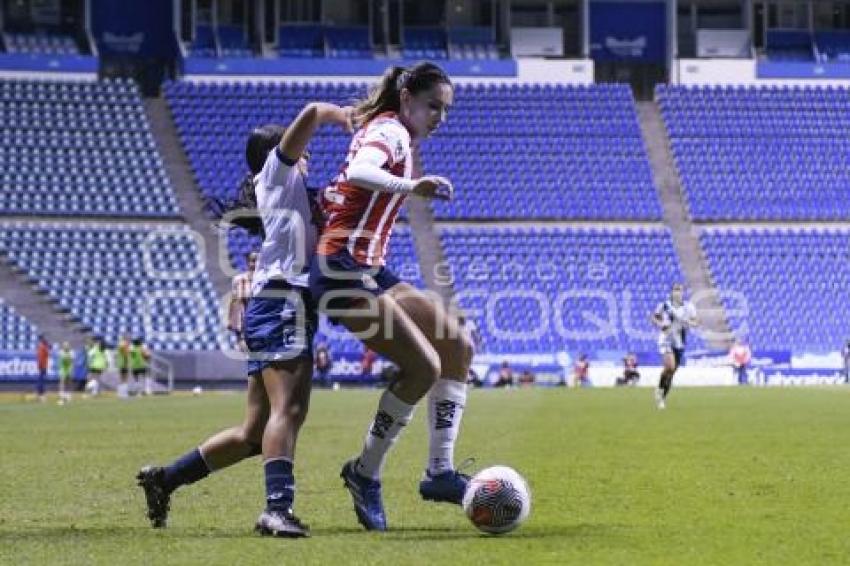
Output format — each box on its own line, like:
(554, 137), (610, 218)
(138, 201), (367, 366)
(353, 62), (452, 128)
(353, 66), (406, 128)
(226, 173), (264, 237)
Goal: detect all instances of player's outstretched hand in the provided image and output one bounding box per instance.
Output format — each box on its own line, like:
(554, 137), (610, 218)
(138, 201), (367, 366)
(412, 176), (453, 201)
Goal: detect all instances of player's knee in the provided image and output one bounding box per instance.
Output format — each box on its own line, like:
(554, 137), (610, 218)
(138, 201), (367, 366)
(285, 399), (309, 427)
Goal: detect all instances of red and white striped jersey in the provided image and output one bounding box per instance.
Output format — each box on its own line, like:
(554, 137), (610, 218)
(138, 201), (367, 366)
(318, 111), (413, 267)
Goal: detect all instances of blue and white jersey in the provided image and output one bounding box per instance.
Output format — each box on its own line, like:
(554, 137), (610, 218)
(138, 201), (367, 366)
(251, 147), (318, 293)
(655, 299), (696, 350)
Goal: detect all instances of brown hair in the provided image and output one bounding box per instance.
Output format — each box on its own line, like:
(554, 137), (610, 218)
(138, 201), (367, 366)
(353, 62), (452, 127)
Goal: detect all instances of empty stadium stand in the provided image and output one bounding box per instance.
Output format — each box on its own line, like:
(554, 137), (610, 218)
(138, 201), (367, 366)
(442, 226), (692, 354)
(0, 298), (40, 352)
(658, 85), (850, 221)
(0, 78), (180, 218)
(2, 31), (80, 55)
(165, 81), (662, 221)
(0, 223), (220, 351)
(701, 228), (850, 352)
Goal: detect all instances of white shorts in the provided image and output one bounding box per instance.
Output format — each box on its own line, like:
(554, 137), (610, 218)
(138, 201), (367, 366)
(657, 335), (684, 356)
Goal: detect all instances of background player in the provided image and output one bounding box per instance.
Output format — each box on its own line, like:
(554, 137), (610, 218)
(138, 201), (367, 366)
(651, 283), (699, 409)
(137, 101), (353, 538)
(57, 341), (73, 404)
(309, 62), (474, 531)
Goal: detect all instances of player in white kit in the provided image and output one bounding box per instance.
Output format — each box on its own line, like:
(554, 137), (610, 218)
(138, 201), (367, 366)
(137, 101), (353, 538)
(651, 283), (698, 409)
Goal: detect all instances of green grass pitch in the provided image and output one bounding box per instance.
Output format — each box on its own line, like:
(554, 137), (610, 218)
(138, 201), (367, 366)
(2, 387), (849, 565)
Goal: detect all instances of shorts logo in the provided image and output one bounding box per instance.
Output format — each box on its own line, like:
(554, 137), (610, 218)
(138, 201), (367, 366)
(361, 273), (378, 291)
(282, 327), (296, 347)
(434, 400), (458, 430)
(370, 410), (394, 439)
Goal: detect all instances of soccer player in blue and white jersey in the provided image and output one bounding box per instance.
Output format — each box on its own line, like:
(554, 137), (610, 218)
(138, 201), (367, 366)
(651, 283), (698, 409)
(137, 101), (353, 538)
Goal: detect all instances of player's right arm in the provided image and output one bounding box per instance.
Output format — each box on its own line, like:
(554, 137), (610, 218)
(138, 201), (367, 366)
(346, 122), (453, 200)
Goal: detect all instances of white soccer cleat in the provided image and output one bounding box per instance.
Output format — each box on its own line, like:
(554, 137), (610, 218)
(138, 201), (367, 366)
(654, 389), (666, 410)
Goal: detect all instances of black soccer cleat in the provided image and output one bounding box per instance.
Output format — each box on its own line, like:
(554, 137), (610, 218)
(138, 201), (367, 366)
(255, 508), (311, 538)
(136, 466), (171, 528)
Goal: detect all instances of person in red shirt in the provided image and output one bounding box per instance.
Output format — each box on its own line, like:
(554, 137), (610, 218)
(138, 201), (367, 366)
(573, 355), (591, 388)
(36, 335), (49, 402)
(617, 353), (640, 386)
(729, 338), (752, 385)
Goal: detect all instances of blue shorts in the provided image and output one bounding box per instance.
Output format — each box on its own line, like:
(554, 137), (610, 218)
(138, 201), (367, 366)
(308, 249), (401, 318)
(244, 279), (317, 377)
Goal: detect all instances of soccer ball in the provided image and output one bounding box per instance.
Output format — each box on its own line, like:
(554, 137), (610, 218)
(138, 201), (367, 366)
(462, 465), (531, 534)
(192, 385), (203, 396)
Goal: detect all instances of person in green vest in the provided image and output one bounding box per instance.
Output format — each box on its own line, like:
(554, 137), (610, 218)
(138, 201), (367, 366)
(57, 342), (73, 405)
(131, 338), (151, 395)
(86, 337), (107, 397)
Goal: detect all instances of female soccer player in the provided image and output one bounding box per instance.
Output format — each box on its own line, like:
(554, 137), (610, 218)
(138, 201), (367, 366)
(309, 62), (474, 531)
(651, 283), (699, 409)
(137, 100), (353, 538)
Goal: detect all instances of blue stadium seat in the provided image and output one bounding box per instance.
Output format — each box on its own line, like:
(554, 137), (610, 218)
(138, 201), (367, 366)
(0, 78), (180, 218)
(657, 85), (850, 221)
(0, 298), (40, 352)
(442, 226), (695, 354)
(701, 228), (850, 352)
(2, 31), (80, 55)
(0, 224), (220, 351)
(164, 81), (661, 221)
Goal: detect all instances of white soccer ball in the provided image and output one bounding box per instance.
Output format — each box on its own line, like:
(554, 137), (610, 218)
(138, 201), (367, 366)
(462, 465), (531, 534)
(192, 386), (203, 396)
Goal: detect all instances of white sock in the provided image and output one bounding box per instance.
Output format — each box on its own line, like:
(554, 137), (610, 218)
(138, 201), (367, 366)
(427, 378), (468, 476)
(355, 390), (415, 480)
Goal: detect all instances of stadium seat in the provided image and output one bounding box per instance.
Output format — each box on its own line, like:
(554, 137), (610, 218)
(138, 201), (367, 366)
(442, 226), (696, 354)
(2, 31), (80, 55)
(701, 228), (850, 352)
(0, 223), (220, 351)
(0, 298), (40, 352)
(657, 85), (850, 221)
(164, 81), (662, 221)
(0, 78), (180, 218)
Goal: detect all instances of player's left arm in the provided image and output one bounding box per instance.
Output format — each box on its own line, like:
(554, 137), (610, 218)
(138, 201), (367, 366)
(278, 102), (354, 163)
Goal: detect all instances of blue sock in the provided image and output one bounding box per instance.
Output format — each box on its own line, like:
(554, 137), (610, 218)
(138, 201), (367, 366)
(162, 448), (210, 493)
(264, 458), (295, 511)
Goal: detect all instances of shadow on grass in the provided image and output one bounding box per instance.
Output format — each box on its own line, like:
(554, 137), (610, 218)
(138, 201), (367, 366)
(1, 522), (620, 543)
(316, 522), (618, 541)
(0, 525), (254, 541)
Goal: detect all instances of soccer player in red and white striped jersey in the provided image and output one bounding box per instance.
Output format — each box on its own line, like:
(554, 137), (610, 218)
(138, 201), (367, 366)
(309, 62), (475, 531)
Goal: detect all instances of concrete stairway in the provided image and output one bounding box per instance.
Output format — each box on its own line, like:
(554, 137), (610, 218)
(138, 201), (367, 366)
(636, 101), (732, 350)
(0, 254), (89, 346)
(143, 97), (232, 299)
